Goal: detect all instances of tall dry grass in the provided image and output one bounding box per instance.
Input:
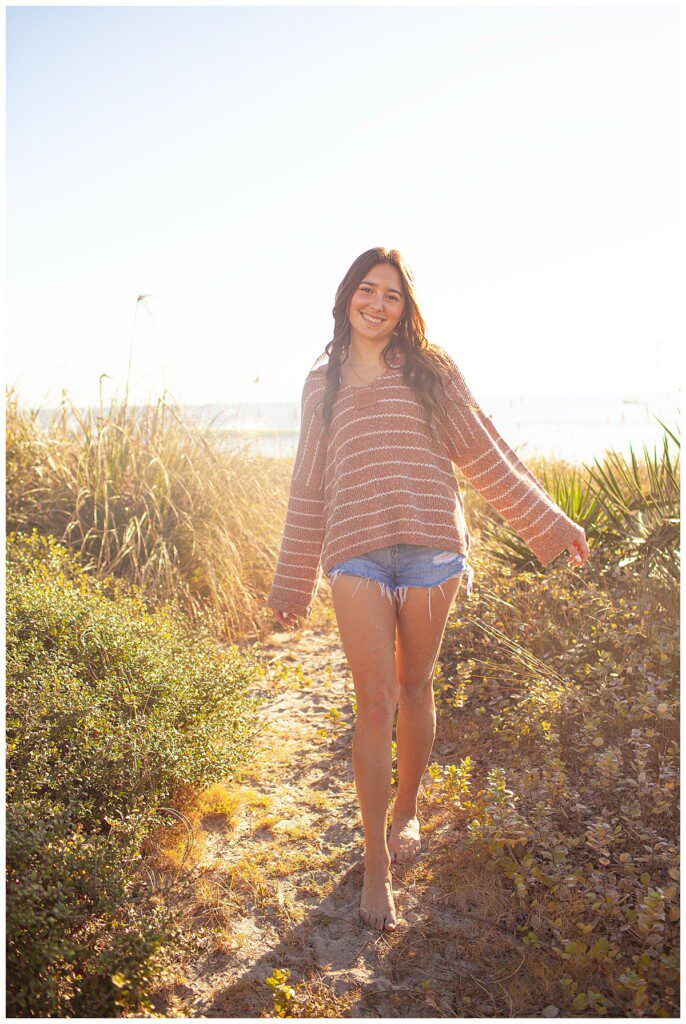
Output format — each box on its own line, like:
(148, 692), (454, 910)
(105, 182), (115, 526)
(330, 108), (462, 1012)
(6, 382), (679, 644)
(6, 385), (296, 640)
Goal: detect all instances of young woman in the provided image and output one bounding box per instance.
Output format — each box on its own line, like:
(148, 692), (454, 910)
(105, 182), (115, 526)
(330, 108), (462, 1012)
(267, 247), (589, 932)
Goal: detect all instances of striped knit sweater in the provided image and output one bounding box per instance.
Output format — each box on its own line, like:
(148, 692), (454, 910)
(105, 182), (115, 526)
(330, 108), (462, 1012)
(267, 347), (580, 617)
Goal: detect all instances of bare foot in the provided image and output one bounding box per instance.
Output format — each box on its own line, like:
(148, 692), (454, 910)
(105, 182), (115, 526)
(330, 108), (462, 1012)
(359, 861), (397, 931)
(388, 811), (421, 864)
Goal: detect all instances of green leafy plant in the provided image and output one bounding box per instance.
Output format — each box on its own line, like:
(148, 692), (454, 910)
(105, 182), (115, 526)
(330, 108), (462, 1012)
(266, 967), (297, 1017)
(6, 530), (264, 1017)
(586, 428), (680, 582)
(474, 426), (679, 581)
(432, 528), (679, 1016)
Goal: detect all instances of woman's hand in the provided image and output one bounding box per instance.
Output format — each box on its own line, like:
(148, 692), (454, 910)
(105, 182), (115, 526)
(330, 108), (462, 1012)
(566, 525), (590, 568)
(273, 609), (300, 630)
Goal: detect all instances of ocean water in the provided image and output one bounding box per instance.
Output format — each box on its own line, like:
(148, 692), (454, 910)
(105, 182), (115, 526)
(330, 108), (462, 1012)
(204, 392), (680, 466)
(34, 392), (680, 466)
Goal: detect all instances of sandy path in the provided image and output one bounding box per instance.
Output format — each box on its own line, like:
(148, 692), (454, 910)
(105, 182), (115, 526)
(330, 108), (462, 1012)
(153, 625), (509, 1019)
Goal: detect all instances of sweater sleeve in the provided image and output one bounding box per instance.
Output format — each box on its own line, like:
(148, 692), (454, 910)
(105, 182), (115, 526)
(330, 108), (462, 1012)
(266, 373), (327, 617)
(438, 351), (580, 568)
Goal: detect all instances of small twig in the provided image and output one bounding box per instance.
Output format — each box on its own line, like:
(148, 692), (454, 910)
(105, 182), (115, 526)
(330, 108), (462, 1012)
(494, 952), (526, 982)
(467, 970), (497, 1013)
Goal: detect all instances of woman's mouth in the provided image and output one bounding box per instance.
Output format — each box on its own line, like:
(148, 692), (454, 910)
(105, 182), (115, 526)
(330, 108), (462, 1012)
(360, 312), (386, 325)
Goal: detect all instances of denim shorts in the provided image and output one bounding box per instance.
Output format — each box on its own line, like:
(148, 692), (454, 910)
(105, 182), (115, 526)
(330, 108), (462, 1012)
(324, 543), (474, 623)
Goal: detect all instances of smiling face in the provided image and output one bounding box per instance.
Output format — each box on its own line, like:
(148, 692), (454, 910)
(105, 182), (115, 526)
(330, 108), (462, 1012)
(347, 262), (406, 344)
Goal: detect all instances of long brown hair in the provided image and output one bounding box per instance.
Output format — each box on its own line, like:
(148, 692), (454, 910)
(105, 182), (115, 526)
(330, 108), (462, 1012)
(313, 247), (466, 446)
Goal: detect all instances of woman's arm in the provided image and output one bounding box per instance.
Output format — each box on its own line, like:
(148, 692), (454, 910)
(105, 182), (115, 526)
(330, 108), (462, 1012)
(439, 350), (589, 568)
(266, 372), (328, 624)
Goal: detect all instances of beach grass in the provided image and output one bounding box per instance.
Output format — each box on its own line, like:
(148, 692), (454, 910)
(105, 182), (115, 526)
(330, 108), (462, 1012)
(6, 386), (295, 642)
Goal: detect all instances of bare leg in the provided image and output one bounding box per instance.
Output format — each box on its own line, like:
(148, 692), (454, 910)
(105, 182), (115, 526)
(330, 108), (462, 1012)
(390, 575), (463, 863)
(329, 574), (399, 931)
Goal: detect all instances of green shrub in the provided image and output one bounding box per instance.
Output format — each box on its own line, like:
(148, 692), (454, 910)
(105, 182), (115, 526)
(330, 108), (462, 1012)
(434, 552), (679, 1016)
(6, 796), (186, 1017)
(6, 530), (265, 1016)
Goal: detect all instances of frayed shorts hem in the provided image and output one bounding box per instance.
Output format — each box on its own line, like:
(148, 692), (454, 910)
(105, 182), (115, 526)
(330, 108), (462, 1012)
(326, 562), (474, 624)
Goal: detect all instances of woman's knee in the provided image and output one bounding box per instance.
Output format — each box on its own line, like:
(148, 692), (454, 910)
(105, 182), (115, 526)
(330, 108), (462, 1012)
(397, 673), (434, 705)
(354, 684), (397, 727)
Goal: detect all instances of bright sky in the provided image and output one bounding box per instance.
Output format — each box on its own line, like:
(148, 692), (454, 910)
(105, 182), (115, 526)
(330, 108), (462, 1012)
(6, 3), (681, 408)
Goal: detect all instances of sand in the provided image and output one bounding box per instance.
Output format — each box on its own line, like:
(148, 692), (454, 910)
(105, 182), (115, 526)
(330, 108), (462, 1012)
(152, 624), (518, 1018)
